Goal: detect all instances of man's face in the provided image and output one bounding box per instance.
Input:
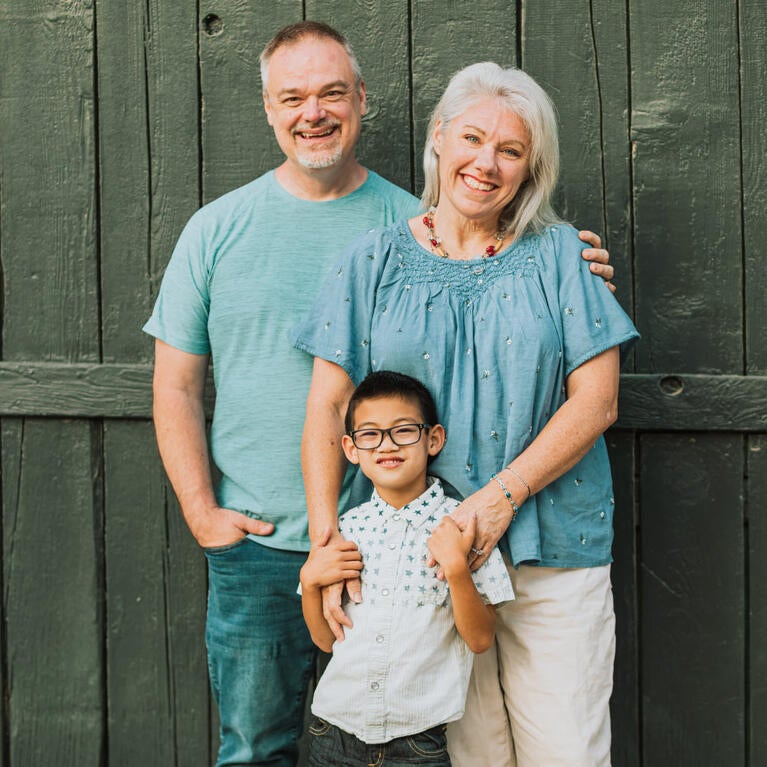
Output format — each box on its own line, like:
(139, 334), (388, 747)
(263, 36), (366, 171)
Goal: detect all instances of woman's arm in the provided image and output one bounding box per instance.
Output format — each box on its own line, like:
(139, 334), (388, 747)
(451, 346), (620, 569)
(300, 529), (364, 652)
(301, 357), (359, 638)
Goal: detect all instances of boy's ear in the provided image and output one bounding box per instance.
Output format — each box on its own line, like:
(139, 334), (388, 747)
(426, 424), (446, 457)
(341, 434), (360, 464)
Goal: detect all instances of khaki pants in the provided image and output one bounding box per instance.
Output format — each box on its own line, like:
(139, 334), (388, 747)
(447, 565), (615, 767)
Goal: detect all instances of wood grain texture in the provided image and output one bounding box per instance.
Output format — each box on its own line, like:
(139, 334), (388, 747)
(410, 1), (517, 193)
(523, 0), (634, 319)
(629, 0), (742, 373)
(199, 0), (302, 203)
(2, 419), (103, 765)
(741, 0), (767, 375)
(97, 0), (200, 363)
(748, 434), (767, 765)
(0, 0), (99, 362)
(306, 0), (413, 192)
(607, 431), (639, 767)
(104, 422), (209, 766)
(640, 433), (745, 764)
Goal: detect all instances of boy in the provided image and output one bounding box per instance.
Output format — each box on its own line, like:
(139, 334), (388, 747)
(300, 371), (514, 767)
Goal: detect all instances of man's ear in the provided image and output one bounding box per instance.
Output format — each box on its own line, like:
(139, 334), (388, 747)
(263, 91), (274, 126)
(358, 79), (367, 116)
(342, 434), (360, 464)
(427, 424), (446, 457)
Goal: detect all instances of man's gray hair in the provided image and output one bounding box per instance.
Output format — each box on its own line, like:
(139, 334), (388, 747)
(260, 21), (362, 93)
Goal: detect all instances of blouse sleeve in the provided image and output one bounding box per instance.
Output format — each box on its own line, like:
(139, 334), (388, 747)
(543, 225), (639, 376)
(292, 227), (389, 385)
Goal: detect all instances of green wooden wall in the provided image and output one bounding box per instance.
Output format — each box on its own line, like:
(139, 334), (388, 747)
(1, 1), (765, 765)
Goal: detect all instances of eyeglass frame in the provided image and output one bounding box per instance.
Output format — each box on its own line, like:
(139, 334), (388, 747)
(347, 423), (432, 450)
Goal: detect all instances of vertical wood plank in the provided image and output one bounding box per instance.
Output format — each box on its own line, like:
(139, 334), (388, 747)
(305, 0), (412, 192)
(748, 433), (767, 766)
(607, 431), (640, 767)
(640, 433), (744, 765)
(741, 0), (767, 375)
(0, 0), (99, 363)
(198, 0), (302, 203)
(523, 0), (634, 315)
(97, 0), (201, 363)
(629, 0), (742, 373)
(104, 422), (209, 767)
(2, 419), (103, 765)
(410, 1), (518, 194)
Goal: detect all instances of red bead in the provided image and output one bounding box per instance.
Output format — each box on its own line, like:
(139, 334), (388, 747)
(430, 239), (438, 247)
(486, 245), (496, 256)
(423, 216), (431, 226)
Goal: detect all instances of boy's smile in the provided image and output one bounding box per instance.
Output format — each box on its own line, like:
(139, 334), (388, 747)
(342, 395), (445, 510)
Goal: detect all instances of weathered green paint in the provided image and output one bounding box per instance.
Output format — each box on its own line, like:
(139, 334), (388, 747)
(0, 2), (764, 765)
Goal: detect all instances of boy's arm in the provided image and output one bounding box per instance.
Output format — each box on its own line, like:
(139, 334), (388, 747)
(427, 515), (495, 654)
(300, 528), (363, 653)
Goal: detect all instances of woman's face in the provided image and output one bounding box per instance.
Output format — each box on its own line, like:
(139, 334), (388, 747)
(433, 97), (531, 226)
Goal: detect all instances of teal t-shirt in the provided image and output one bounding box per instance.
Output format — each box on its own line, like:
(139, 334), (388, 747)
(143, 170), (419, 550)
(294, 221), (639, 567)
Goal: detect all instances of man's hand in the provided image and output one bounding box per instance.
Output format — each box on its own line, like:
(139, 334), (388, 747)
(578, 230), (616, 293)
(192, 505), (274, 549)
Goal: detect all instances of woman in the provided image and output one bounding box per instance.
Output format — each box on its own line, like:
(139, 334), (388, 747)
(294, 62), (638, 766)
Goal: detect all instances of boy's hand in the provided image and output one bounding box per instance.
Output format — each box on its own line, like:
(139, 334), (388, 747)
(427, 513), (477, 579)
(301, 528), (363, 591)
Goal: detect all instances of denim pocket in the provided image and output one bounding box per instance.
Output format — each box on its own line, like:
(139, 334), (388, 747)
(202, 537), (250, 555)
(308, 716), (332, 737)
(406, 725), (448, 757)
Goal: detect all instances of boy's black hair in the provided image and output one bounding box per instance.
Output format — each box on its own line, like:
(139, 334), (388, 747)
(344, 371), (439, 433)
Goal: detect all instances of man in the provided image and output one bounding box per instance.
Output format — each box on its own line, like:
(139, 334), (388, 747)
(144, 21), (613, 767)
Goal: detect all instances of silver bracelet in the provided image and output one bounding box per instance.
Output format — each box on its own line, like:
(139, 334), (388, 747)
(491, 473), (519, 520)
(507, 465), (531, 501)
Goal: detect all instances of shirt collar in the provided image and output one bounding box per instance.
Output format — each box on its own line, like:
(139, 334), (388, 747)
(370, 477), (446, 529)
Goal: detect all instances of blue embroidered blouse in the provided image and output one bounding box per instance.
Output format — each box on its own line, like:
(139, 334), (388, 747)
(293, 220), (639, 567)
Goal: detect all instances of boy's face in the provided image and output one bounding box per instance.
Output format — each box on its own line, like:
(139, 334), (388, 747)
(342, 395), (445, 510)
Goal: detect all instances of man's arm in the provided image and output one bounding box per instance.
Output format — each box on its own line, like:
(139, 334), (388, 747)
(578, 230), (615, 292)
(152, 339), (274, 547)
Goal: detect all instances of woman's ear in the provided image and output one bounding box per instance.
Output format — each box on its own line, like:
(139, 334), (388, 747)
(432, 120), (443, 155)
(342, 434), (360, 464)
(427, 424), (446, 457)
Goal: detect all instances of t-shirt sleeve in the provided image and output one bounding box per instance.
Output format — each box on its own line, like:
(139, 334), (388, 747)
(546, 225), (639, 376)
(142, 211), (212, 355)
(471, 548), (515, 606)
(292, 228), (386, 385)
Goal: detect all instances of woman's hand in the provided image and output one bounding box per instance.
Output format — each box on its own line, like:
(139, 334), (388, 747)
(428, 482), (515, 574)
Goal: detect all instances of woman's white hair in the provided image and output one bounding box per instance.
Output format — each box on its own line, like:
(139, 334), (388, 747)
(421, 62), (562, 240)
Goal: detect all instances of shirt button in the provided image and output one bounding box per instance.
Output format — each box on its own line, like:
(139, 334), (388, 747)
(392, 513), (401, 521)
(370, 681), (380, 691)
(381, 588), (390, 596)
(389, 543), (397, 550)
(376, 634), (385, 643)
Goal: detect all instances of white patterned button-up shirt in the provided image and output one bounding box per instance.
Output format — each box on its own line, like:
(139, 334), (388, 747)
(311, 478), (514, 744)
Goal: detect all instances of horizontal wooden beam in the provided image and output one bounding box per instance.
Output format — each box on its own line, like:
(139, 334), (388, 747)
(0, 363), (765, 431)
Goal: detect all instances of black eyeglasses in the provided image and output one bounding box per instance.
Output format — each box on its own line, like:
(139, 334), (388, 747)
(348, 423), (431, 450)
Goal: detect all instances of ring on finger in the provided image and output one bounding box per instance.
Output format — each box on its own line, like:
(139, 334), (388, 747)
(470, 546), (484, 556)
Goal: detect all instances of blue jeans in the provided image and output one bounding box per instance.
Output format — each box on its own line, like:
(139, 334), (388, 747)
(205, 538), (316, 767)
(307, 717), (451, 767)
